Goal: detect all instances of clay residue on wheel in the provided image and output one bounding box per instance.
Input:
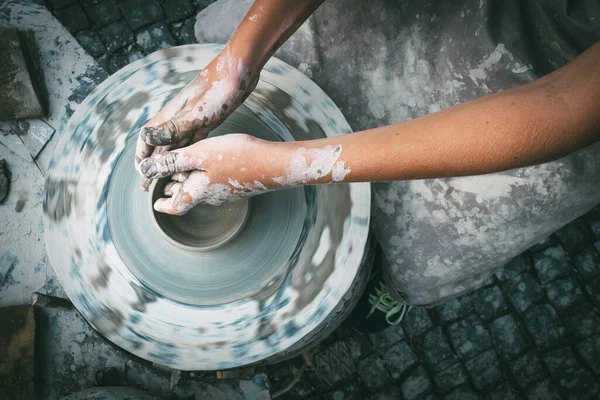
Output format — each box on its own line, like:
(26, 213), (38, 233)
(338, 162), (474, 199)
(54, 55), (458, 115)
(43, 178), (77, 222)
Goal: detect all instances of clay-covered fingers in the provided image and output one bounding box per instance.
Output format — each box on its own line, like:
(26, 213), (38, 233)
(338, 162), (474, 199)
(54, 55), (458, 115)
(139, 150), (203, 180)
(163, 181), (182, 196)
(153, 171), (205, 215)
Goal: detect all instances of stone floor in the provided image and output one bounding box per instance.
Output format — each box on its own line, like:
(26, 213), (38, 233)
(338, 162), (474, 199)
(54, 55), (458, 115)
(39, 0), (600, 398)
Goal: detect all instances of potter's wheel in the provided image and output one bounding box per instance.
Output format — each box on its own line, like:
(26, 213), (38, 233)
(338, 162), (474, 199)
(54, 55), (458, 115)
(43, 45), (370, 370)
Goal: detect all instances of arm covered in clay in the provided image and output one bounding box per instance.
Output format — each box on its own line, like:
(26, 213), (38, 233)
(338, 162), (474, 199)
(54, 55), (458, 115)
(135, 0), (325, 188)
(140, 42), (600, 215)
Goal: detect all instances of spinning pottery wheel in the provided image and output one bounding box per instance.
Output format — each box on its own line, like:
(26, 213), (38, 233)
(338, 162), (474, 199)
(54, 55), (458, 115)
(43, 44), (371, 370)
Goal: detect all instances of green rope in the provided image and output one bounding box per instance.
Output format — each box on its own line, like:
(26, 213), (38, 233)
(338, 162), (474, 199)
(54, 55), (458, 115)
(367, 282), (411, 325)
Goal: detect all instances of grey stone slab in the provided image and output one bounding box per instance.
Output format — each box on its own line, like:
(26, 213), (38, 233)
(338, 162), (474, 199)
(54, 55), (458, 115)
(435, 296), (473, 323)
(7, 119), (55, 159)
(509, 352), (546, 389)
(367, 386), (402, 400)
(382, 341), (418, 379)
(106, 45), (145, 74)
(76, 30), (107, 57)
(422, 327), (457, 373)
(488, 382), (522, 400)
(400, 366), (433, 400)
(496, 254), (531, 281)
(590, 220), (600, 239)
(313, 341), (356, 388)
(47, 0), (77, 9)
(533, 245), (571, 284)
(527, 379), (562, 400)
(119, 0), (164, 30)
(369, 326), (404, 350)
(356, 354), (392, 391)
(276, 370), (316, 399)
(442, 385), (481, 400)
(100, 20), (135, 52)
(343, 335), (374, 363)
(562, 303), (600, 340)
(162, 0), (195, 21)
(470, 285), (508, 321)
(502, 272), (545, 313)
(574, 247), (600, 279)
(523, 304), (565, 349)
(54, 3), (90, 33)
(542, 347), (579, 377)
(136, 22), (177, 53)
(464, 350), (502, 390)
(527, 236), (555, 254)
(575, 334), (600, 374)
(586, 276), (600, 308)
(489, 314), (528, 360)
(554, 219), (590, 254)
(402, 307), (433, 337)
(557, 368), (599, 400)
(193, 0), (217, 9)
(447, 315), (492, 359)
(544, 275), (584, 311)
(0, 122), (32, 162)
(86, 0), (121, 27)
(324, 383), (363, 400)
(595, 240), (600, 255)
(433, 363), (468, 394)
(171, 17), (197, 45)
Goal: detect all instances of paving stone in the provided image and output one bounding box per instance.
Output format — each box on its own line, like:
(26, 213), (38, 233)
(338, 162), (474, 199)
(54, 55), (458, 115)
(367, 386), (402, 400)
(435, 296), (473, 323)
(76, 30), (106, 57)
(595, 240), (600, 255)
(533, 245), (570, 283)
(419, 394), (441, 400)
(136, 22), (177, 53)
(119, 0), (164, 30)
(527, 379), (562, 400)
(542, 347), (579, 377)
(314, 341), (356, 388)
(369, 326), (404, 350)
(470, 285), (508, 321)
(574, 247), (600, 279)
(162, 0), (195, 21)
(343, 335), (374, 363)
(105, 45), (144, 74)
(590, 220), (600, 239)
(487, 382), (522, 400)
(496, 254), (531, 281)
(381, 341), (418, 379)
(523, 304), (565, 349)
(193, 0), (216, 9)
(554, 219), (590, 254)
(86, 0), (121, 27)
(433, 363), (468, 394)
(447, 315), (491, 359)
(171, 18), (197, 45)
(356, 354), (392, 391)
(324, 382), (363, 400)
(282, 370), (317, 399)
(400, 366), (433, 400)
(443, 385), (480, 400)
(557, 368), (599, 400)
(510, 352), (546, 389)
(489, 314), (528, 360)
(100, 20), (135, 52)
(527, 236), (555, 254)
(47, 0), (77, 9)
(575, 334), (600, 374)
(54, 3), (90, 33)
(422, 327), (457, 373)
(563, 303), (600, 340)
(402, 307), (433, 337)
(544, 275), (585, 311)
(502, 272), (545, 313)
(586, 276), (600, 307)
(464, 349), (502, 390)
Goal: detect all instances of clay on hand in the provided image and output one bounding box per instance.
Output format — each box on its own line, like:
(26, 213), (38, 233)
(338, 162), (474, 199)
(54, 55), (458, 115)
(139, 134), (271, 215)
(135, 47), (259, 190)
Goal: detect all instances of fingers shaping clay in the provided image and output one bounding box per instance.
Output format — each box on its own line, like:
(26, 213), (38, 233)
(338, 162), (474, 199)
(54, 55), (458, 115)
(43, 45), (370, 370)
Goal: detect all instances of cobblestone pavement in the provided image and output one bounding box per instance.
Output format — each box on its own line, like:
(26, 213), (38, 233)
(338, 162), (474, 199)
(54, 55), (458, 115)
(42, 0), (600, 398)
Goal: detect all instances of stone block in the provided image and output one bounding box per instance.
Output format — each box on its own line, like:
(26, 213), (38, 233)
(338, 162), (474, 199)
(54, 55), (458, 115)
(400, 366), (433, 400)
(324, 383), (363, 400)
(533, 245), (570, 284)
(54, 3), (90, 33)
(575, 334), (600, 374)
(76, 30), (106, 57)
(464, 349), (502, 390)
(313, 341), (356, 388)
(356, 354), (392, 391)
(100, 20), (134, 52)
(433, 363), (468, 394)
(502, 272), (545, 313)
(523, 304), (565, 349)
(542, 347), (579, 377)
(554, 219), (590, 254)
(86, 0), (121, 27)
(447, 315), (491, 359)
(367, 386), (402, 400)
(562, 303), (600, 340)
(106, 45), (144, 74)
(343, 335), (374, 363)
(382, 341), (418, 379)
(422, 327), (457, 373)
(435, 296), (473, 323)
(544, 275), (584, 311)
(574, 247), (600, 279)
(527, 379), (562, 400)
(527, 236), (555, 254)
(496, 254), (530, 281)
(557, 368), (599, 400)
(590, 220), (600, 239)
(369, 326), (404, 350)
(119, 0), (164, 30)
(487, 382), (521, 400)
(509, 352), (545, 389)
(489, 314), (528, 360)
(162, 0), (195, 21)
(402, 307), (433, 337)
(442, 385), (480, 400)
(47, 0), (77, 9)
(470, 285), (508, 321)
(171, 18), (197, 45)
(586, 276), (600, 307)
(136, 22), (176, 53)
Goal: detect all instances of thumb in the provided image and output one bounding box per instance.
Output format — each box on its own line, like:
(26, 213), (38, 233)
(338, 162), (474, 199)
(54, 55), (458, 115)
(140, 118), (191, 147)
(139, 150), (202, 179)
